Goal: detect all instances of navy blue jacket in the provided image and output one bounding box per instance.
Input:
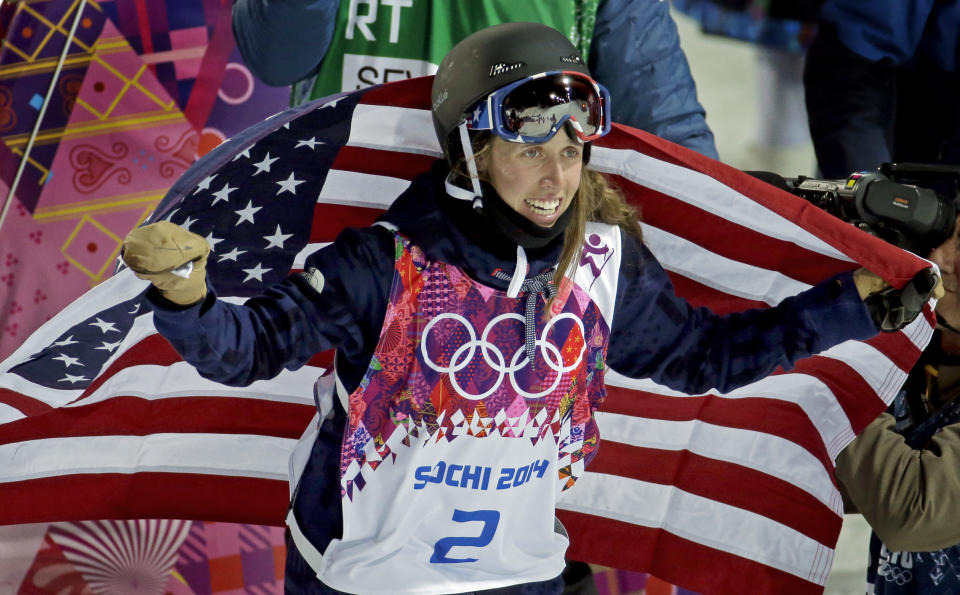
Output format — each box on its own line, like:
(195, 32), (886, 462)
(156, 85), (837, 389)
(231, 0), (720, 159)
(148, 163), (877, 581)
(150, 163), (876, 395)
(820, 0), (960, 72)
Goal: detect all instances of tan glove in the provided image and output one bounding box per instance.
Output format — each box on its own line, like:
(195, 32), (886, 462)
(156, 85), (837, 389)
(854, 267), (944, 300)
(852, 268), (890, 299)
(855, 267), (944, 332)
(122, 221), (210, 305)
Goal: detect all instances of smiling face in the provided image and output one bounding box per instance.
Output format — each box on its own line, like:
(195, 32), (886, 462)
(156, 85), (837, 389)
(484, 132), (583, 227)
(928, 216), (960, 352)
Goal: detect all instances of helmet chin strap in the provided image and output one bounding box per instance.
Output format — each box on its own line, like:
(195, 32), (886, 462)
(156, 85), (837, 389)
(458, 121), (484, 201)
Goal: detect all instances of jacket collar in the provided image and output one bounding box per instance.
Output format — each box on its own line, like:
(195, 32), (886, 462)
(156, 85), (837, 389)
(378, 161), (565, 292)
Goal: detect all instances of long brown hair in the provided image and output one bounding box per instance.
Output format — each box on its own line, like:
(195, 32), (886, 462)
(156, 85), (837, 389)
(459, 131), (643, 287)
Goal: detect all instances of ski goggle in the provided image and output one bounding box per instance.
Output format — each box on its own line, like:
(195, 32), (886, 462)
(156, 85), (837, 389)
(466, 71), (612, 143)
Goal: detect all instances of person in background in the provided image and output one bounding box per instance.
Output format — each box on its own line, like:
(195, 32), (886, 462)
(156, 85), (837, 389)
(804, 0), (960, 178)
(836, 215), (960, 594)
(231, 0), (720, 160)
(671, 0), (825, 174)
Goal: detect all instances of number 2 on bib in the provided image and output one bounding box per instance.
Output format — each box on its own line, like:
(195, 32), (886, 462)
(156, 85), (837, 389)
(430, 509), (501, 564)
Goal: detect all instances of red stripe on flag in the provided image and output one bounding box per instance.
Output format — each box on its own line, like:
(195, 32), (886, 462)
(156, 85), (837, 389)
(307, 350), (334, 369)
(615, 178), (855, 285)
(604, 124), (930, 288)
(0, 396), (315, 444)
(558, 510), (824, 595)
(666, 272), (770, 314)
(590, 442), (841, 547)
(311, 204), (384, 242)
(864, 327), (925, 373)
(77, 334), (182, 401)
(0, 387), (53, 417)
(0, 473), (288, 526)
(333, 146), (437, 180)
(601, 388), (833, 473)
(786, 355), (888, 436)
(360, 76), (433, 109)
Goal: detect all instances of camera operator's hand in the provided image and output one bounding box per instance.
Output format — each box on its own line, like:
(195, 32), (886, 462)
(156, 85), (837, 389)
(122, 221), (210, 306)
(860, 268), (940, 332)
(930, 216), (960, 310)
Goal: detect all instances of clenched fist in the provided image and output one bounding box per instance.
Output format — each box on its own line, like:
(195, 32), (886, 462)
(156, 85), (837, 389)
(122, 221), (210, 305)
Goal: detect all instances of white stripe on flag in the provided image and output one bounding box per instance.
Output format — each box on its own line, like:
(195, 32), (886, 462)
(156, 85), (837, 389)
(348, 105), (441, 156)
(641, 223), (811, 305)
(0, 271), (150, 375)
(317, 169), (412, 208)
(903, 307), (937, 351)
(0, 433), (295, 482)
(0, 370), (81, 423)
(594, 411), (840, 514)
(293, 243), (331, 270)
(0, 296), (256, 415)
(74, 362), (320, 408)
(603, 370), (858, 462)
(821, 340), (909, 402)
(557, 472), (834, 585)
(590, 146), (851, 262)
(0, 403), (25, 425)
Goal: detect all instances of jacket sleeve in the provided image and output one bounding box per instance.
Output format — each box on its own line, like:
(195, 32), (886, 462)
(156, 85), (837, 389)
(148, 226), (393, 387)
(836, 412), (960, 552)
(607, 234), (878, 394)
(232, 0), (340, 86)
(590, 0), (719, 159)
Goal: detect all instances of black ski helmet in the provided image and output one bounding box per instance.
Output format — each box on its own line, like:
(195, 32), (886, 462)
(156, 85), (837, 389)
(431, 22), (594, 166)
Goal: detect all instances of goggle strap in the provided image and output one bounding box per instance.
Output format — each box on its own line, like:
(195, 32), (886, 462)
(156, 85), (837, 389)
(458, 121), (483, 198)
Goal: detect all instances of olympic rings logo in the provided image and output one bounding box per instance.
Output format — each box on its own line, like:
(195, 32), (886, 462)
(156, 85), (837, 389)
(878, 563), (913, 586)
(419, 312), (586, 400)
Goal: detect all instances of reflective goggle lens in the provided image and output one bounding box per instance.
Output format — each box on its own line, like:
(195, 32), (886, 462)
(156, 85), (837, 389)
(499, 73), (606, 140)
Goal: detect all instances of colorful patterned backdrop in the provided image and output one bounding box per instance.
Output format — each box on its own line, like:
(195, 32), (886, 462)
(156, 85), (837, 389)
(0, 0), (289, 360)
(0, 1), (692, 593)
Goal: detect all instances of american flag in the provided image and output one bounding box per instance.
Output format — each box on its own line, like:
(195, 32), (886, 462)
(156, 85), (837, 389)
(0, 76), (936, 594)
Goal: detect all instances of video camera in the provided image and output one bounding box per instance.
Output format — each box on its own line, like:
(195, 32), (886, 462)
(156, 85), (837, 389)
(756, 164), (960, 425)
(774, 162), (960, 257)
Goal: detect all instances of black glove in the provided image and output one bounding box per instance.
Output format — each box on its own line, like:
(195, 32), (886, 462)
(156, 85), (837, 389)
(864, 268), (939, 332)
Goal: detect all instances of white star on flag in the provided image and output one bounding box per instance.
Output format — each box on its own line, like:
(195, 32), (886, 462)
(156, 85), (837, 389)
(211, 183), (237, 205)
(252, 152), (279, 175)
(295, 137), (322, 150)
(94, 340), (123, 353)
(205, 232), (225, 252)
(89, 318), (119, 334)
(264, 225), (294, 250)
(52, 335), (78, 347)
(180, 216), (197, 231)
(218, 247), (247, 263)
(234, 201), (262, 225)
(59, 373), (89, 384)
(276, 172), (305, 196)
(193, 174), (217, 194)
(52, 353), (83, 368)
(242, 263), (272, 283)
(321, 96), (345, 109)
(231, 147), (252, 161)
